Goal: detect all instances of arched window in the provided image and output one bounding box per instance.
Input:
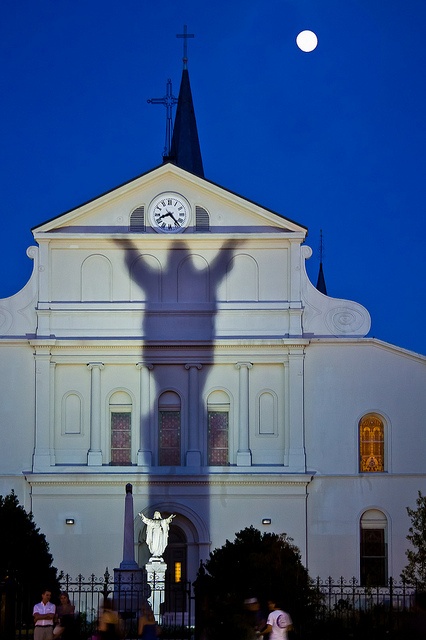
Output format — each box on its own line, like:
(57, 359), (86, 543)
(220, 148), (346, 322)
(110, 391), (132, 466)
(207, 390), (230, 465)
(159, 391), (181, 466)
(360, 509), (388, 586)
(359, 414), (385, 472)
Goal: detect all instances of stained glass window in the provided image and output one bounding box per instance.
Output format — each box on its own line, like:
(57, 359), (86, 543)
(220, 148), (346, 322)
(208, 411), (229, 465)
(359, 415), (384, 472)
(159, 411), (181, 466)
(111, 412), (132, 465)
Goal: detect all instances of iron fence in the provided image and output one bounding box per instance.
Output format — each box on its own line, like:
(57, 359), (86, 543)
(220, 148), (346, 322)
(314, 576), (416, 613)
(59, 569), (194, 639)
(2, 573), (422, 640)
(309, 576), (419, 639)
(1, 570), (194, 640)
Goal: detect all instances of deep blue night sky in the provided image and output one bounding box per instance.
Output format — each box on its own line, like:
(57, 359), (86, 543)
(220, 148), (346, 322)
(1, 0), (425, 354)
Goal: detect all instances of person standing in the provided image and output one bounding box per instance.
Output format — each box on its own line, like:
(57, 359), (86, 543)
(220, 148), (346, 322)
(56, 591), (76, 639)
(260, 599), (292, 640)
(33, 590), (56, 640)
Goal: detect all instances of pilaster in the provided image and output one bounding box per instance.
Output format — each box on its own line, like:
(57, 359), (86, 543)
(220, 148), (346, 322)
(287, 348), (306, 471)
(32, 342), (55, 471)
(185, 363), (202, 467)
(87, 362), (104, 466)
(136, 362), (154, 467)
(235, 362), (252, 466)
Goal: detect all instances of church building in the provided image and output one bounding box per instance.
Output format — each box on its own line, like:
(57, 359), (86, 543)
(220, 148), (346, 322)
(0, 48), (425, 589)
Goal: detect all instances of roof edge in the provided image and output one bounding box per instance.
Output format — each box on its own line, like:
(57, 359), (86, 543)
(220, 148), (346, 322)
(32, 162), (307, 233)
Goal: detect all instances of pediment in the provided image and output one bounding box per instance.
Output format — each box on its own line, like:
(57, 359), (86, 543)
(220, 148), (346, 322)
(32, 163), (307, 238)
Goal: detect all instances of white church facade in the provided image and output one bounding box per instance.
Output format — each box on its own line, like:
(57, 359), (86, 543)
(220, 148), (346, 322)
(0, 65), (425, 588)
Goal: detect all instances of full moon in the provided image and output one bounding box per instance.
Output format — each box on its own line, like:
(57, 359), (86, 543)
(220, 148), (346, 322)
(296, 30), (318, 52)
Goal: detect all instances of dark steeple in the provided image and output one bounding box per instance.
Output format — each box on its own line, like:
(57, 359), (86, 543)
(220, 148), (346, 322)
(163, 25), (204, 178)
(316, 261), (327, 295)
(316, 229), (328, 295)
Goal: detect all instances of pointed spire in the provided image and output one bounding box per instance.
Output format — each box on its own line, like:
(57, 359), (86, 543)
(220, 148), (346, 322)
(316, 229), (328, 295)
(163, 25), (204, 177)
(316, 262), (327, 295)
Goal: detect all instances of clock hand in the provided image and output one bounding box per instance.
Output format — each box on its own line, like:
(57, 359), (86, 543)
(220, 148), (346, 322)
(156, 211), (181, 226)
(165, 210), (181, 225)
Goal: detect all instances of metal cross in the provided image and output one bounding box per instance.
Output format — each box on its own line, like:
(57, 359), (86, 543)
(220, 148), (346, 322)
(147, 78), (178, 157)
(176, 24), (195, 69)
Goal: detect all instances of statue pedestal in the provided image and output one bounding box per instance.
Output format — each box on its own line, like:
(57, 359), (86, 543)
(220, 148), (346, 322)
(113, 567), (146, 619)
(145, 558), (167, 622)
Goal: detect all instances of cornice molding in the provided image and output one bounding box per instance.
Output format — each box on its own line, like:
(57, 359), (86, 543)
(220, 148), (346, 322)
(25, 475), (313, 488)
(39, 341), (309, 351)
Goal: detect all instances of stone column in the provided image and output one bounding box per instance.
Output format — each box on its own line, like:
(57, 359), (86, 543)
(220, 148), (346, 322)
(235, 362), (252, 466)
(32, 342), (55, 471)
(185, 363), (202, 466)
(136, 362), (153, 466)
(87, 362), (104, 466)
(287, 349), (306, 471)
(49, 361), (57, 465)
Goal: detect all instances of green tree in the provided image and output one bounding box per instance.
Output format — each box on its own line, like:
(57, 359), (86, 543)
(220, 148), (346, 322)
(0, 491), (59, 613)
(401, 490), (426, 588)
(195, 526), (319, 640)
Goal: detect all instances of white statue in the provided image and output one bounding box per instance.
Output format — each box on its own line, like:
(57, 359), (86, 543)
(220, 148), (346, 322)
(139, 511), (175, 558)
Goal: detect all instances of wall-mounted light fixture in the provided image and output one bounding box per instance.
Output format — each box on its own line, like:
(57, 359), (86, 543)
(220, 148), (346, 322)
(262, 518), (272, 525)
(65, 518), (75, 525)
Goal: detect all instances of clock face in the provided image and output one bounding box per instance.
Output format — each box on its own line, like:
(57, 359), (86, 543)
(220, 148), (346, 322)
(149, 193), (190, 233)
